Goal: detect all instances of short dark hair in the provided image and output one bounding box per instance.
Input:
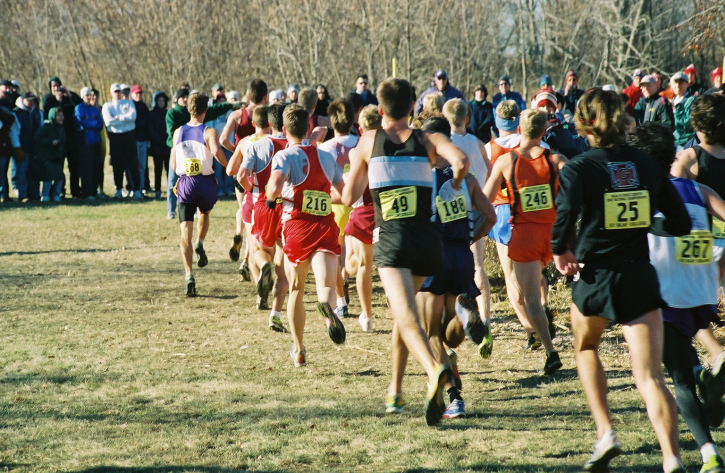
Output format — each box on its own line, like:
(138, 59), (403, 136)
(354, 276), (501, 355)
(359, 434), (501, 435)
(377, 78), (413, 120)
(327, 98), (354, 134)
(690, 94), (725, 146)
(249, 79), (268, 104)
(268, 103), (287, 132)
(283, 104), (309, 139)
(358, 74), (368, 82)
(475, 84), (488, 98)
(421, 116), (451, 137)
(187, 93), (209, 117)
(626, 123), (676, 174)
(345, 92), (363, 112)
(252, 105), (269, 129)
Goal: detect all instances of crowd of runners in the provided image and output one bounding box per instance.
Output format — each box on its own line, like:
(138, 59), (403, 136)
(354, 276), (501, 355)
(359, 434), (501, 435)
(5, 65), (725, 472)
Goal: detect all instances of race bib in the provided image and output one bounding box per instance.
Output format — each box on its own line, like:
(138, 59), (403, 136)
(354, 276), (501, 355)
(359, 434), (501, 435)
(436, 194), (467, 224)
(185, 158), (202, 176)
(380, 186), (416, 221)
(519, 184), (553, 212)
(712, 218), (725, 239)
(675, 230), (713, 264)
(302, 190), (331, 216)
(603, 190), (650, 229)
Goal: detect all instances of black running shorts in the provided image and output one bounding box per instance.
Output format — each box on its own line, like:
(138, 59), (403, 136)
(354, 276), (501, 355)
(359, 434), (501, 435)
(373, 222), (444, 277)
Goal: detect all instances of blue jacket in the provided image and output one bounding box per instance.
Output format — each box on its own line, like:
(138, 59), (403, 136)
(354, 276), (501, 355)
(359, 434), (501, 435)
(74, 102), (103, 145)
(491, 91), (527, 114)
(415, 83), (464, 115)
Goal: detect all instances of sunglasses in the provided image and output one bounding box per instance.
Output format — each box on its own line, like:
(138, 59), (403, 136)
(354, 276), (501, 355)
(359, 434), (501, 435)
(436, 76), (447, 80)
(358, 81), (368, 85)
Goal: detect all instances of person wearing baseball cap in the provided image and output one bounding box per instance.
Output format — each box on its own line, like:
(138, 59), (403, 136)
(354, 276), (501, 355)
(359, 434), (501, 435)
(633, 75), (673, 130)
(120, 84), (131, 99)
(74, 86), (104, 199)
(684, 64), (707, 97)
(0, 79), (14, 110)
(671, 72), (696, 148)
(414, 69), (464, 115)
(622, 69), (646, 116)
(102, 81), (141, 200)
(130, 84), (152, 195)
(558, 70), (584, 115)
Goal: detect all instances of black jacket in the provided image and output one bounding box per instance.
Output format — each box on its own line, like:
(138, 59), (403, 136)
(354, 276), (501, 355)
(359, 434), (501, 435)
(633, 93), (673, 130)
(468, 100), (494, 143)
(133, 99), (150, 142)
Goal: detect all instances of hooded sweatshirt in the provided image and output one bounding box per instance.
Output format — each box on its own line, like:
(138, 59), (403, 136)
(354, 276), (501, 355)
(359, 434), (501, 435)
(41, 77), (81, 145)
(14, 97), (42, 153)
(34, 107), (66, 181)
(74, 100), (103, 145)
(149, 92), (170, 156)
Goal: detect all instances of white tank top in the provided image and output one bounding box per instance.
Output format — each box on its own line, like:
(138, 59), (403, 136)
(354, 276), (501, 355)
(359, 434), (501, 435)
(451, 132), (487, 187)
(648, 178), (723, 308)
(174, 123), (214, 176)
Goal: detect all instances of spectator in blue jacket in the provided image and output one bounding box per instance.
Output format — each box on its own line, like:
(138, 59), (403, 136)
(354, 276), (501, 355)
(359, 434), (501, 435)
(415, 70), (464, 115)
(491, 75), (527, 137)
(468, 84), (494, 143)
(75, 87), (104, 199)
(14, 92), (43, 200)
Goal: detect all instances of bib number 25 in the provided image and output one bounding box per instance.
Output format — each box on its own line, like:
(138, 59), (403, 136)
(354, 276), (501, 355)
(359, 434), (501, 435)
(380, 186), (417, 221)
(603, 190), (650, 229)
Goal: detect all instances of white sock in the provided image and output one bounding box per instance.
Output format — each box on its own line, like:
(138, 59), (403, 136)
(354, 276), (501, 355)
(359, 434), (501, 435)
(701, 443), (719, 462)
(663, 456), (684, 472)
(198, 238), (204, 245)
(270, 310), (281, 318)
(336, 297), (347, 309)
(185, 271), (192, 278)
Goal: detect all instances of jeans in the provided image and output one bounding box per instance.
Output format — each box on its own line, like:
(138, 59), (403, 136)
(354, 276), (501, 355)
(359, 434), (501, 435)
(42, 180), (63, 199)
(10, 155), (28, 199)
(0, 155), (9, 200)
(213, 149), (234, 196)
(136, 141), (149, 192)
(167, 164), (178, 215)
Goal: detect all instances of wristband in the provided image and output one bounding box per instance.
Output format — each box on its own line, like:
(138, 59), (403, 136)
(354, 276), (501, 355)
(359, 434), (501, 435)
(266, 200), (277, 209)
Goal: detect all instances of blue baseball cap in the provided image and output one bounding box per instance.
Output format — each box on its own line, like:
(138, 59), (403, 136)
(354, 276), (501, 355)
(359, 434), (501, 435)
(434, 70), (447, 79)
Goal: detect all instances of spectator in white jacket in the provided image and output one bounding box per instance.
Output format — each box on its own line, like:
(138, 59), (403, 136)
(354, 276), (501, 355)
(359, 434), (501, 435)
(102, 82), (141, 199)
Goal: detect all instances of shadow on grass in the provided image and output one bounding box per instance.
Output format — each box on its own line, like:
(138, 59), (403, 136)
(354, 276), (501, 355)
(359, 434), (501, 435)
(67, 468), (248, 473)
(0, 248), (115, 257)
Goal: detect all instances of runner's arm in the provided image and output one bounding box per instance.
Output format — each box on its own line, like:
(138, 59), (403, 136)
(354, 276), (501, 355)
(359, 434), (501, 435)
(220, 110), (241, 152)
(266, 171), (286, 201)
(481, 154), (508, 203)
(671, 148), (697, 179)
(330, 180), (345, 205)
(466, 174), (496, 241)
(169, 129), (179, 173)
(551, 152), (568, 170)
(205, 128), (227, 168)
(649, 177), (692, 237)
(425, 131), (469, 190)
(226, 143), (244, 177)
(309, 126), (328, 143)
(341, 134), (372, 206)
(551, 163), (583, 275)
(477, 139), (493, 183)
(697, 184), (725, 221)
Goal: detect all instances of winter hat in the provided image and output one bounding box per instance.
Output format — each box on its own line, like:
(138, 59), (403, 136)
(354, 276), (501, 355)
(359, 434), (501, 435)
(565, 70), (578, 80)
(684, 64), (697, 76)
(540, 75), (553, 87)
(174, 88), (190, 99)
(498, 75), (510, 85)
(712, 68), (723, 82)
(287, 84), (300, 95)
(602, 84), (616, 91)
(535, 90), (557, 111)
(80, 87), (92, 97)
(269, 89), (282, 102)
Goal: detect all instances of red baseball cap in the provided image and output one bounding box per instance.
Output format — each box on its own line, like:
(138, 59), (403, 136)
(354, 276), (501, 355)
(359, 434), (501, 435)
(130, 84), (143, 94)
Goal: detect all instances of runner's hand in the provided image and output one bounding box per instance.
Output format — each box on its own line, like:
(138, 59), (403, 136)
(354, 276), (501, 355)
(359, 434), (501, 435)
(438, 180), (464, 202)
(554, 251), (580, 276)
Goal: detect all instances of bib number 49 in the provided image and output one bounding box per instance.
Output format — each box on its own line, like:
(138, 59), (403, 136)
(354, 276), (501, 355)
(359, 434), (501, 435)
(380, 186), (417, 221)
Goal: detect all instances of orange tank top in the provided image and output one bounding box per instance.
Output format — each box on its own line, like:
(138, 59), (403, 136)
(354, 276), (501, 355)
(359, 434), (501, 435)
(489, 140), (513, 206)
(505, 149), (557, 224)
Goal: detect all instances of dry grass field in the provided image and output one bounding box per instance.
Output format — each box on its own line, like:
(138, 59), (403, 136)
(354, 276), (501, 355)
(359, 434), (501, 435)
(1, 194), (723, 473)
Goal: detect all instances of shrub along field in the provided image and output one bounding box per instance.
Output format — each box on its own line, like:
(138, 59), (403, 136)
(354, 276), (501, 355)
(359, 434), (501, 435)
(1, 197), (722, 473)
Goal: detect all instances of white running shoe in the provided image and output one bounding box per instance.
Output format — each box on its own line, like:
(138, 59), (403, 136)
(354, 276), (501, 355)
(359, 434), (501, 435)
(359, 314), (373, 332)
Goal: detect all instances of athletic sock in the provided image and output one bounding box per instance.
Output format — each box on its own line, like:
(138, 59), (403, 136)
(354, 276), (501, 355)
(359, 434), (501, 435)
(336, 297), (347, 309)
(447, 387), (462, 403)
(663, 456), (685, 473)
(270, 310), (281, 318)
(198, 238), (204, 245)
(701, 443), (719, 463)
(185, 271), (192, 279)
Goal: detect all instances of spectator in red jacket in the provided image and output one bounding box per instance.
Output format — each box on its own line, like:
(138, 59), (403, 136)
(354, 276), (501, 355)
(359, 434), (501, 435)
(622, 69), (645, 115)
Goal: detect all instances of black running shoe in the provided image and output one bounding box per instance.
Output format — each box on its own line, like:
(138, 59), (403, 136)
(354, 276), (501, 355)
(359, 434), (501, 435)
(185, 276), (197, 297)
(238, 261), (251, 281)
(229, 234), (242, 262)
(317, 302), (346, 345)
(257, 262), (274, 305)
(455, 293), (485, 345)
(344, 279), (350, 305)
(698, 368), (725, 428)
(544, 351), (563, 375)
(195, 242), (208, 268)
(525, 332), (542, 350)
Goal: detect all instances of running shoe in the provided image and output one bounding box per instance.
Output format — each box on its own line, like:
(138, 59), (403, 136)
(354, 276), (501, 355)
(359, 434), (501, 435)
(195, 241), (208, 268)
(702, 454), (725, 473)
(698, 368), (725, 428)
(167, 212), (176, 220)
(114, 190), (123, 199)
(335, 305), (350, 319)
(442, 399), (465, 419)
(478, 320), (493, 359)
(133, 191), (143, 200)
(425, 364), (451, 426)
(544, 351), (563, 375)
(256, 295), (270, 311)
(455, 293), (486, 345)
(385, 393), (406, 414)
(289, 343), (306, 367)
(229, 234), (242, 262)
(155, 191), (161, 199)
(257, 262), (274, 305)
(269, 313), (288, 333)
(344, 279), (350, 305)
(185, 275), (197, 297)
(583, 430), (622, 472)
(447, 348), (462, 391)
(359, 314), (373, 332)
(545, 306), (557, 339)
(52, 196), (61, 202)
(711, 351), (725, 397)
(41, 196), (50, 202)
(317, 302), (346, 345)
(525, 332), (542, 351)
(238, 261), (252, 281)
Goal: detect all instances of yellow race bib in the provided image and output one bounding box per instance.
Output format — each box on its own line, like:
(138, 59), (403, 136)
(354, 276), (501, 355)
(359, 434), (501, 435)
(302, 190), (331, 216)
(519, 184), (553, 212)
(436, 194), (467, 224)
(380, 186), (417, 221)
(185, 158), (202, 176)
(712, 218), (725, 239)
(603, 190), (650, 229)
(675, 230), (714, 265)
